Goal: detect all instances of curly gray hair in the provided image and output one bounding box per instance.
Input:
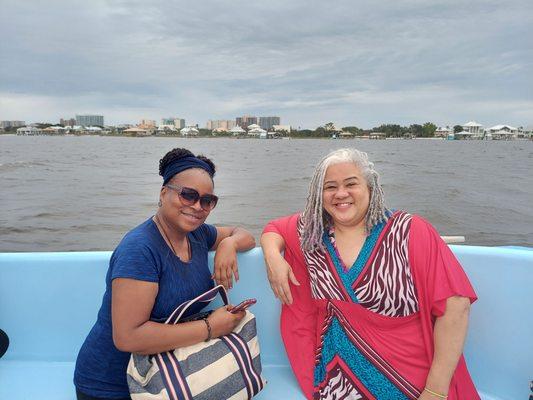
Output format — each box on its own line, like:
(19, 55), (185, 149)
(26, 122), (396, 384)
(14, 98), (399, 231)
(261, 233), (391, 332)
(300, 148), (389, 252)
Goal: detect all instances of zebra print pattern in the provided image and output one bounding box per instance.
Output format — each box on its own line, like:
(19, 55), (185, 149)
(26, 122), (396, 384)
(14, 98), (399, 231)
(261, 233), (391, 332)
(315, 367), (365, 400)
(297, 216), (348, 301)
(353, 212), (419, 317)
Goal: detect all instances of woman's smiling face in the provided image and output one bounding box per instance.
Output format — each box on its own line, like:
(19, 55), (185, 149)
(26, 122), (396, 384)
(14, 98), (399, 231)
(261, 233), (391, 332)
(159, 168), (214, 232)
(322, 162), (370, 229)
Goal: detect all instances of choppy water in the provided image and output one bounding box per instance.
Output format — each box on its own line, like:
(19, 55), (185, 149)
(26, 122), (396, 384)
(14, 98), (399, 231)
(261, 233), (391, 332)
(0, 135), (531, 251)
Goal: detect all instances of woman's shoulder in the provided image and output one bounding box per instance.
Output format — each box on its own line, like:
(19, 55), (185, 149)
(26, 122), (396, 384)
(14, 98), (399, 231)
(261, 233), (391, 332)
(114, 218), (159, 254)
(263, 212), (302, 237)
(388, 210), (429, 227)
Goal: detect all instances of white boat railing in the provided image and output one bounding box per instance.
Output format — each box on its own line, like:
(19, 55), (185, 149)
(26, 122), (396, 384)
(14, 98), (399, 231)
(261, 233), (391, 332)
(442, 235), (466, 244)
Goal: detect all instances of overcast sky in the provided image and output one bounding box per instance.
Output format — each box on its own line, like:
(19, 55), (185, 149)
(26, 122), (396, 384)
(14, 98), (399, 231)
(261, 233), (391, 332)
(1, 0), (532, 129)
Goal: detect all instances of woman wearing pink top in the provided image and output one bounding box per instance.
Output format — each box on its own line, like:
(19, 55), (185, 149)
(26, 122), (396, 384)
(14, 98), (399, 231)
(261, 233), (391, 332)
(261, 148), (479, 400)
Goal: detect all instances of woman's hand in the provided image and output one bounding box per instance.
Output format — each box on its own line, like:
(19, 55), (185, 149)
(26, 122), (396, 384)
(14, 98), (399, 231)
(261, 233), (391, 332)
(265, 251), (300, 305)
(207, 305), (246, 338)
(213, 237), (239, 289)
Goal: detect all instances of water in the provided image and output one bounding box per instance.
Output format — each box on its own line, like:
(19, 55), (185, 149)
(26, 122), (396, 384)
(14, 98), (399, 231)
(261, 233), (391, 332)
(1, 135), (531, 251)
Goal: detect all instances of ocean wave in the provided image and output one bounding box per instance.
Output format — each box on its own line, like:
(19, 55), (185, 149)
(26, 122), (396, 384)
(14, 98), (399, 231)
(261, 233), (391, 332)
(0, 161), (48, 172)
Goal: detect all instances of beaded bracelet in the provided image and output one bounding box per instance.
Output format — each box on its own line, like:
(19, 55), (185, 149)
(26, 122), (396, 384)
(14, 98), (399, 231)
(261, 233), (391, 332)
(203, 317), (212, 342)
(424, 387), (448, 399)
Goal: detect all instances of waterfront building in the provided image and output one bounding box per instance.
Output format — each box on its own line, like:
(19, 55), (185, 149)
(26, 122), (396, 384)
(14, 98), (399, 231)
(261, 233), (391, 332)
(248, 126), (267, 137)
(259, 116), (280, 130)
(456, 121), (484, 139)
(138, 119), (156, 129)
(435, 126), (453, 138)
(229, 125), (246, 136)
(60, 118), (76, 126)
(369, 132), (386, 140)
(85, 126), (103, 133)
(462, 121), (483, 134)
(123, 127), (150, 136)
(157, 125), (176, 133)
(487, 125), (518, 134)
(174, 118), (186, 129)
(339, 130), (355, 138)
(236, 115), (257, 130)
(16, 126), (43, 135)
(76, 115), (104, 127)
(180, 126), (199, 136)
(1, 120), (25, 129)
(42, 126), (68, 135)
(207, 120), (235, 130)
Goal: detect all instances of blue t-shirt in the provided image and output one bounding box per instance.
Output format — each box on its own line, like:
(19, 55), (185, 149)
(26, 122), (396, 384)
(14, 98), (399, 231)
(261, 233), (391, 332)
(74, 217), (217, 398)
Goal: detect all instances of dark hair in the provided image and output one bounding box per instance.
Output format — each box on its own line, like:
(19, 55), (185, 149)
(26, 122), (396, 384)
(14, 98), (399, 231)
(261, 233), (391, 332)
(158, 148), (216, 179)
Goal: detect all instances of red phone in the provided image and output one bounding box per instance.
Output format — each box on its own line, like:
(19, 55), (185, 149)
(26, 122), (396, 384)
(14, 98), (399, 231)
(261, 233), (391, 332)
(229, 298), (257, 313)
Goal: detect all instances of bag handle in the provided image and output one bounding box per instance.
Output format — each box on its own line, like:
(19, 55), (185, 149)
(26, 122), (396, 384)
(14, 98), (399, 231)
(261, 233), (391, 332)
(165, 285), (229, 325)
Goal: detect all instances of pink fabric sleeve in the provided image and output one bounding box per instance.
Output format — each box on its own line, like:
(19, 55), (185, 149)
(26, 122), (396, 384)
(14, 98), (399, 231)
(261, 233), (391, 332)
(409, 215), (478, 317)
(263, 213), (317, 399)
(262, 214), (294, 238)
(280, 253), (318, 400)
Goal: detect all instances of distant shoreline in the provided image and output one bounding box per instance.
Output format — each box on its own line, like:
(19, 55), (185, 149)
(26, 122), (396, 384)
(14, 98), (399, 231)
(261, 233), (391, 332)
(3, 133), (532, 141)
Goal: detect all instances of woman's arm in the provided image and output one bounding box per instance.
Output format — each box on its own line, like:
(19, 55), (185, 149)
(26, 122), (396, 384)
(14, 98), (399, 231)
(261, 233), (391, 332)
(260, 231), (300, 305)
(111, 278), (245, 355)
(420, 296), (471, 399)
(212, 226), (255, 289)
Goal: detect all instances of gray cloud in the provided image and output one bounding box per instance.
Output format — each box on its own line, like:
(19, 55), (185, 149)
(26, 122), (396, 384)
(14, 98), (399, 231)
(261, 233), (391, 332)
(1, 0), (532, 127)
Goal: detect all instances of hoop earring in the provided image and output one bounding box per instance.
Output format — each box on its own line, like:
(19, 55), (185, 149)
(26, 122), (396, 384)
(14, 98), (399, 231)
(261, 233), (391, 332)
(158, 200), (162, 207)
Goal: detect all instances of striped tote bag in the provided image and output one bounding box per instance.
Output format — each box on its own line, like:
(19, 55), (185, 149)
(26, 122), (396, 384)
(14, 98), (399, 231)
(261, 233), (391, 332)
(127, 285), (266, 400)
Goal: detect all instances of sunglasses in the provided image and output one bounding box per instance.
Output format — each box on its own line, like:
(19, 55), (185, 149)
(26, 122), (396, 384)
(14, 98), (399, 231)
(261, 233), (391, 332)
(165, 184), (218, 211)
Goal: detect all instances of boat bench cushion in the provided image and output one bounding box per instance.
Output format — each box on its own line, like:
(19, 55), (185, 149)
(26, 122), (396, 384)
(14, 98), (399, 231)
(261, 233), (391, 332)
(0, 361), (301, 400)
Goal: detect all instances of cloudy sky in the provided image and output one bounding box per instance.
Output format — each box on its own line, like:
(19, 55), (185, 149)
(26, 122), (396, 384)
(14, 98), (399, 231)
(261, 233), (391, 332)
(1, 0), (532, 128)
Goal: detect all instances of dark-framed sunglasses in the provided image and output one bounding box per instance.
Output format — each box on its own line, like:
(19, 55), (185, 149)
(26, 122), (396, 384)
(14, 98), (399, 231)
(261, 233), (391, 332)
(165, 184), (218, 211)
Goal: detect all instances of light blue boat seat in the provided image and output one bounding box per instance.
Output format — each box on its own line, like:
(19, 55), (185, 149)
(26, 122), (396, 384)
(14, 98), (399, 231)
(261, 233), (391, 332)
(0, 246), (531, 399)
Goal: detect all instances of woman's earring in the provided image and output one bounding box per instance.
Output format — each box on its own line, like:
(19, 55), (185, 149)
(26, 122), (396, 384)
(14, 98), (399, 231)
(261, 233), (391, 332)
(158, 200), (162, 207)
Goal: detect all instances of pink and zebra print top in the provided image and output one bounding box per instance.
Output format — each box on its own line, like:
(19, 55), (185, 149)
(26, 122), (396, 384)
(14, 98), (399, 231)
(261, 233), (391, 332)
(263, 211), (479, 400)
(299, 211), (419, 317)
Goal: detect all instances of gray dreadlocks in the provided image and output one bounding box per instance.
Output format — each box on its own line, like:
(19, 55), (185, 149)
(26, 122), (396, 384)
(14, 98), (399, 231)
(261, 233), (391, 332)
(300, 148), (389, 252)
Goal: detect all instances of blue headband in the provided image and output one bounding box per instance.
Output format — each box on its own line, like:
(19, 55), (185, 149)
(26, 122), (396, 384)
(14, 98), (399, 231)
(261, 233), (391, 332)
(162, 156), (215, 185)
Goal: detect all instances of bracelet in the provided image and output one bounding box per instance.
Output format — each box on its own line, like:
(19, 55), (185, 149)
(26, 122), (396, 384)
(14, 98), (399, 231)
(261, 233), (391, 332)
(203, 317), (212, 342)
(424, 387), (448, 399)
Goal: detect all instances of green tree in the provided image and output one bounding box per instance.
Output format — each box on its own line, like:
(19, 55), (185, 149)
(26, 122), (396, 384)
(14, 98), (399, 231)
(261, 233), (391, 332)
(422, 122), (437, 137)
(409, 124), (424, 137)
(372, 124), (407, 137)
(342, 126), (362, 135)
(454, 125), (463, 133)
(324, 122), (335, 131)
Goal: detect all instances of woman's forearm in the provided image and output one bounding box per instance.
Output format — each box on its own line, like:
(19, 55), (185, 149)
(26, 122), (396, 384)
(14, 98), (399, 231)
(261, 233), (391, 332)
(424, 296), (471, 395)
(114, 319), (208, 355)
(223, 227), (256, 252)
(260, 232), (285, 260)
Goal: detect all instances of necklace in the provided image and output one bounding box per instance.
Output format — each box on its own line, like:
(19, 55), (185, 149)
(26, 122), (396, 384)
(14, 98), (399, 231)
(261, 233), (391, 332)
(154, 214), (190, 260)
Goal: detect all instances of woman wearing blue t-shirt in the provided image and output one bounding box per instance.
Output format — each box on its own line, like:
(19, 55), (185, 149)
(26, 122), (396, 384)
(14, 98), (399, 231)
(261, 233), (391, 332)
(74, 148), (256, 400)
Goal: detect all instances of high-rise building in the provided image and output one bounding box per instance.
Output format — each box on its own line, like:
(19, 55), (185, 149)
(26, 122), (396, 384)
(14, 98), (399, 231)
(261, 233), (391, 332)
(236, 115), (258, 130)
(139, 119), (156, 129)
(76, 115), (104, 127)
(207, 120), (236, 130)
(259, 116), (281, 131)
(174, 118), (186, 129)
(161, 118), (175, 126)
(0, 120), (25, 129)
(60, 118), (76, 126)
